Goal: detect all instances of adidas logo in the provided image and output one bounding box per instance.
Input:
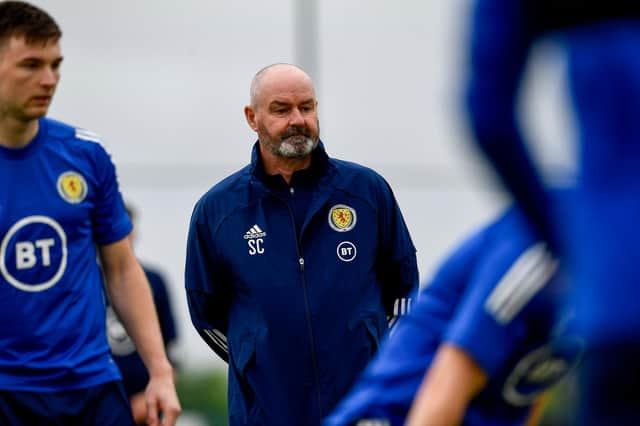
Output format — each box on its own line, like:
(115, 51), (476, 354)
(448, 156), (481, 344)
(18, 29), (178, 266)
(243, 224), (267, 240)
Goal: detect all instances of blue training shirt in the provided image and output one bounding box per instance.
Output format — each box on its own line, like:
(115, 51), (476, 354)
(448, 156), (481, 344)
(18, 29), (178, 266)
(0, 118), (131, 391)
(325, 207), (582, 426)
(466, 0), (640, 343)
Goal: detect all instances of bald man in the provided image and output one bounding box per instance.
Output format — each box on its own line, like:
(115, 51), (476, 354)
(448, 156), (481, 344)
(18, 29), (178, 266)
(185, 63), (418, 426)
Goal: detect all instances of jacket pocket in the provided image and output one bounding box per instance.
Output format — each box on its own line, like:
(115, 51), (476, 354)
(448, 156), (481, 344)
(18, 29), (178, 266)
(229, 333), (259, 424)
(235, 333), (256, 376)
(348, 312), (383, 357)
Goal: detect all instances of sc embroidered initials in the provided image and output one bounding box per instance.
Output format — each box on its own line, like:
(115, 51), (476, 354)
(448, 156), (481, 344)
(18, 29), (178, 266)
(244, 224), (266, 255)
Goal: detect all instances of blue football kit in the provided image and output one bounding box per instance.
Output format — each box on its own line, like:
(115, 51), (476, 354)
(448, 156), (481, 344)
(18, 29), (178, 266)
(466, 0), (640, 346)
(0, 118), (134, 424)
(325, 206), (581, 426)
(465, 1), (640, 423)
(0, 381), (132, 426)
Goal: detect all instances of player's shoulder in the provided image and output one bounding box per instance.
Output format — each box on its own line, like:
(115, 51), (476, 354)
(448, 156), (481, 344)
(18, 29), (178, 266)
(44, 117), (107, 154)
(489, 205), (539, 250)
(436, 205), (536, 282)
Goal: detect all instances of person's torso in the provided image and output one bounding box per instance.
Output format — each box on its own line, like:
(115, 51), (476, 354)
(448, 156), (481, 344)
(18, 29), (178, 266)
(208, 159), (399, 425)
(0, 118), (127, 391)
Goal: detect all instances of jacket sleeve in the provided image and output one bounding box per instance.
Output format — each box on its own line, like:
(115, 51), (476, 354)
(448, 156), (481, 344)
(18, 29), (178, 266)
(375, 177), (419, 325)
(185, 199), (231, 363)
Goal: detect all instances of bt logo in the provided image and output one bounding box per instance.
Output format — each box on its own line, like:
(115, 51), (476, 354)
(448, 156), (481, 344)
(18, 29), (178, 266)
(15, 238), (56, 269)
(0, 216), (67, 292)
(337, 241), (357, 262)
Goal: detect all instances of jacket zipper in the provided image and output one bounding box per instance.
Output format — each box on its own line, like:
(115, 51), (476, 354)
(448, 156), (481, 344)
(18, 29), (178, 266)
(282, 187), (324, 416)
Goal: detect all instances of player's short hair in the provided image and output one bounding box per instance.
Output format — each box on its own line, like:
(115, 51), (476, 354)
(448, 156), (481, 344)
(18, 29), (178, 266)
(0, 1), (61, 46)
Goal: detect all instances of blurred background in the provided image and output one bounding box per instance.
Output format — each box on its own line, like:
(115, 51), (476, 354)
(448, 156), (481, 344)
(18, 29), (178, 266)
(34, 0), (577, 424)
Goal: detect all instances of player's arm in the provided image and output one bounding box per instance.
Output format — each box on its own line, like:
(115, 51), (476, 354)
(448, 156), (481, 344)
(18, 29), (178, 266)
(100, 238), (181, 426)
(465, 0), (555, 248)
(405, 344), (488, 426)
(151, 271), (181, 368)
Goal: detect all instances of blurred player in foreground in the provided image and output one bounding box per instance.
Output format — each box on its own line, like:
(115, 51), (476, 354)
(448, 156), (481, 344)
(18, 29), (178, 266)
(0, 2), (180, 424)
(464, 0), (640, 423)
(325, 204), (582, 426)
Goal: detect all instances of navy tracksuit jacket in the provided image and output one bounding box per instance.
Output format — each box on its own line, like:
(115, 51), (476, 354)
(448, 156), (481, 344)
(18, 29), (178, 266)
(185, 142), (418, 425)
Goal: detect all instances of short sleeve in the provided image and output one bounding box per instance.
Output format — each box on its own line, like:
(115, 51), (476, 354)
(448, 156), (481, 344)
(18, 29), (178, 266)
(443, 239), (554, 377)
(90, 143), (131, 245)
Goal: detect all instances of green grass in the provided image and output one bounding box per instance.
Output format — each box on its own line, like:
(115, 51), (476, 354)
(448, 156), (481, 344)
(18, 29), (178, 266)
(176, 368), (228, 426)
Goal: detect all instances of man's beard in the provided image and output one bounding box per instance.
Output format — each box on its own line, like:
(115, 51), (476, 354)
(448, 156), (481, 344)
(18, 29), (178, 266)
(259, 123), (319, 159)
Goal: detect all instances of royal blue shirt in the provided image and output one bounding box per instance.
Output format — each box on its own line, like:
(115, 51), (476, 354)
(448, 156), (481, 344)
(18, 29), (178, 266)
(0, 118), (131, 391)
(466, 0), (640, 343)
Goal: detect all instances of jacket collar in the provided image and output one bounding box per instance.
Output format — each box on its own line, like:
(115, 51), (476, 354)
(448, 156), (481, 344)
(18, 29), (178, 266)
(250, 140), (330, 188)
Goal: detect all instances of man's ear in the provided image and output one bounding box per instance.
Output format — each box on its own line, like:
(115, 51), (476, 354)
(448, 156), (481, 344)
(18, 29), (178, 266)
(244, 105), (258, 131)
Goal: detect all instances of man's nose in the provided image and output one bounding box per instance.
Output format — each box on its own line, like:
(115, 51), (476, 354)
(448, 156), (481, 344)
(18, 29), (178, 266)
(40, 67), (59, 87)
(289, 108), (305, 126)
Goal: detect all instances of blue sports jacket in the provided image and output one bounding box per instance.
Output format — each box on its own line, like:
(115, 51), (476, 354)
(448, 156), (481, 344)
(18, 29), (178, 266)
(185, 142), (418, 426)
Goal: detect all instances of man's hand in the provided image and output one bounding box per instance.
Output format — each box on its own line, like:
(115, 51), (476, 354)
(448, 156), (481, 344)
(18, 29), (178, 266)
(99, 239), (182, 425)
(144, 368), (181, 426)
(129, 392), (147, 424)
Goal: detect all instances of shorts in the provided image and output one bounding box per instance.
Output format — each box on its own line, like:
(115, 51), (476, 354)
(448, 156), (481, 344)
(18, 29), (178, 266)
(0, 381), (135, 426)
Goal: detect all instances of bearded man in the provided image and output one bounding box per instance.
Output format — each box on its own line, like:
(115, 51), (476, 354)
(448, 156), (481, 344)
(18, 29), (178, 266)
(185, 63), (418, 426)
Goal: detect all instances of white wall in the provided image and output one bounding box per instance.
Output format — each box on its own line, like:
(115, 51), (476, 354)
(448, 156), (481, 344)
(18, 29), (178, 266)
(32, 0), (573, 369)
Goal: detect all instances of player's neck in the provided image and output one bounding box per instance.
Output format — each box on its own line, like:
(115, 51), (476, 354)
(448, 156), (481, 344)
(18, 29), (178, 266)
(0, 116), (40, 148)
